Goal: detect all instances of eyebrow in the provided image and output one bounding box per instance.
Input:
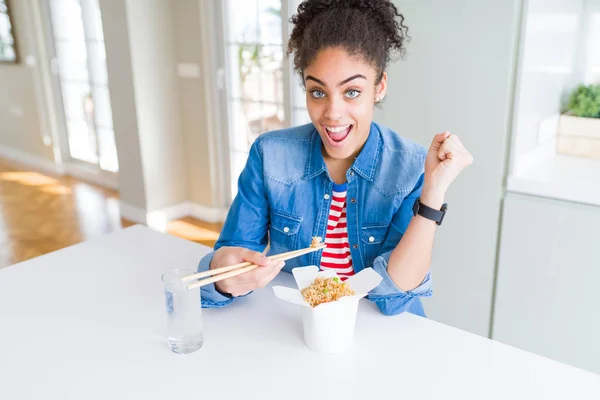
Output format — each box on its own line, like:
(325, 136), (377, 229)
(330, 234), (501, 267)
(305, 74), (367, 87)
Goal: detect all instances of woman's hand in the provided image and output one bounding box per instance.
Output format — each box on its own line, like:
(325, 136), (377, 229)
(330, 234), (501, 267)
(210, 247), (285, 297)
(422, 131), (473, 206)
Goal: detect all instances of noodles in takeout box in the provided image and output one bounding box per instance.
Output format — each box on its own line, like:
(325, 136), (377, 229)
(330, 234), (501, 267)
(301, 276), (355, 307)
(273, 266), (382, 353)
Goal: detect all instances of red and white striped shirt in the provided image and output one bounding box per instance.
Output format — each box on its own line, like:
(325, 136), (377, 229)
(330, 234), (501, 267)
(320, 183), (354, 280)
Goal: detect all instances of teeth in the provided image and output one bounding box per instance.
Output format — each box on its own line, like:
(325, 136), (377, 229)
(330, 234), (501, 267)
(326, 125), (350, 133)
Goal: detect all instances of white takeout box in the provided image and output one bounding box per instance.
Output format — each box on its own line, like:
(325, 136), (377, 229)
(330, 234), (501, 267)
(272, 266), (382, 354)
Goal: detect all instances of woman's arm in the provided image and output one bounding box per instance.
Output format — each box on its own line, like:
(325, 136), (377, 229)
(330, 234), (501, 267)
(387, 132), (473, 291)
(386, 187), (443, 291)
(198, 137), (284, 305)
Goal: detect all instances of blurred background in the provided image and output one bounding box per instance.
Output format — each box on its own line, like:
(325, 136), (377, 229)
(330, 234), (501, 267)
(0, 0), (599, 375)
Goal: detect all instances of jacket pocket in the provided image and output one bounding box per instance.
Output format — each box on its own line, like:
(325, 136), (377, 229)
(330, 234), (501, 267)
(360, 223), (390, 267)
(269, 210), (302, 254)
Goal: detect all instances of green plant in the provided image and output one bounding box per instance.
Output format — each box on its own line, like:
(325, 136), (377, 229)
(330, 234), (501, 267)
(567, 84), (600, 118)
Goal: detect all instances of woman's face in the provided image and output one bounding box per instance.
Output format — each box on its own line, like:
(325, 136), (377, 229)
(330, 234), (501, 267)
(303, 47), (387, 161)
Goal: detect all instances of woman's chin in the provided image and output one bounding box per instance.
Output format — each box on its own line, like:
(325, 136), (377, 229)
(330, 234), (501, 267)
(322, 142), (355, 160)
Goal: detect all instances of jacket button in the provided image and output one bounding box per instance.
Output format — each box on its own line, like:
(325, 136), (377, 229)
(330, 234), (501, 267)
(369, 236), (375, 242)
(353, 243), (358, 249)
(324, 194), (330, 200)
(350, 198), (356, 203)
(283, 227), (290, 233)
(349, 171), (354, 176)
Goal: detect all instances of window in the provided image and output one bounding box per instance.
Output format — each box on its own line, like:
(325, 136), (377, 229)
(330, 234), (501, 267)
(0, 0), (17, 63)
(49, 0), (118, 173)
(222, 0), (310, 200)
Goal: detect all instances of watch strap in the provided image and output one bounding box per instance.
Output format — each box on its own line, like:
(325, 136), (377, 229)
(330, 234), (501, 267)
(414, 198), (447, 226)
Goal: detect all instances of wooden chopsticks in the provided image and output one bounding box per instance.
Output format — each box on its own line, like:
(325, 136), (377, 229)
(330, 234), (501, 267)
(182, 243), (326, 290)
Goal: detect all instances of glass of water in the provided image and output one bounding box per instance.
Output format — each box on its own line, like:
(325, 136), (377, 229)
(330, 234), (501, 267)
(161, 269), (204, 354)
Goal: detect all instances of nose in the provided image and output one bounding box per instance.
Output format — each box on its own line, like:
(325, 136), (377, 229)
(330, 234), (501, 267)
(324, 96), (345, 121)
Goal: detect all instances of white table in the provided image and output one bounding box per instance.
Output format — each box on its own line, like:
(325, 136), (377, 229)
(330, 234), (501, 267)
(1, 225), (599, 399)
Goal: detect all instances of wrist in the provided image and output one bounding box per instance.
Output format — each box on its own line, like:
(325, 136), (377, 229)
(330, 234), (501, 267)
(209, 257), (233, 297)
(214, 280), (233, 298)
(420, 186), (446, 209)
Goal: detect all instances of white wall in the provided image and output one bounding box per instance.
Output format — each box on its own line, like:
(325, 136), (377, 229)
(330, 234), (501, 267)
(99, 0), (193, 217)
(510, 0), (584, 175)
(375, 0), (522, 336)
(125, 0), (188, 213)
(99, 0), (147, 211)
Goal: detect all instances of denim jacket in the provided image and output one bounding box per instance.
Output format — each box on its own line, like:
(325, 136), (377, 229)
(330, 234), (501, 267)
(198, 122), (433, 316)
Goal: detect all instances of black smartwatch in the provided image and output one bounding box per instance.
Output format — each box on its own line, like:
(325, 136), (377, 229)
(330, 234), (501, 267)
(412, 198), (447, 226)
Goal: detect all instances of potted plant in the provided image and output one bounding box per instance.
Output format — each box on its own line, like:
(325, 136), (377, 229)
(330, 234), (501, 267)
(557, 84), (600, 159)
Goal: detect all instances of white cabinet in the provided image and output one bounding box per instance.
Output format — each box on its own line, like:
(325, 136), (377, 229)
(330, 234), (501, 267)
(493, 192), (600, 374)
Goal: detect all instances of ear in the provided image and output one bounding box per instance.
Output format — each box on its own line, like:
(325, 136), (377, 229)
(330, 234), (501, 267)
(375, 71), (387, 102)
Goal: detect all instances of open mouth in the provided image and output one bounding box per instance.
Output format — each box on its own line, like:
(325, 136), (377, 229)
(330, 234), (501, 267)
(324, 124), (353, 146)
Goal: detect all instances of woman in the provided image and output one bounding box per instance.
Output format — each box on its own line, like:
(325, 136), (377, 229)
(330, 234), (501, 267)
(198, 0), (473, 316)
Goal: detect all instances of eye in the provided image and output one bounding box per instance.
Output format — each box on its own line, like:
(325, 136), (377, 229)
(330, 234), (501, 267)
(309, 89), (326, 99)
(345, 89), (361, 99)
